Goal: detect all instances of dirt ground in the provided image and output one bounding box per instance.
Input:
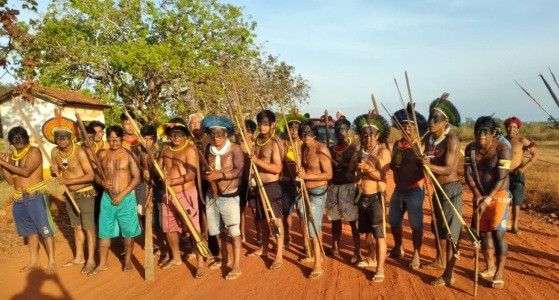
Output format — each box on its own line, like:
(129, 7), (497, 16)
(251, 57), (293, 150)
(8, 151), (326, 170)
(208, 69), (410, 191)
(0, 175), (558, 300)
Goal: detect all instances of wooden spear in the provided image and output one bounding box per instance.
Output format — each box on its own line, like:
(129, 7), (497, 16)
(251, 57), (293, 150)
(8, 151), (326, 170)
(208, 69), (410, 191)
(515, 80), (559, 126)
(539, 74), (559, 110)
(12, 99), (80, 214)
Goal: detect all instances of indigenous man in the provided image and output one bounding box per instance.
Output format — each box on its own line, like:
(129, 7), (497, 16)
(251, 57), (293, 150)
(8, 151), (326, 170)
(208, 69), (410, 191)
(504, 116), (538, 234)
(201, 116), (244, 280)
(89, 120), (109, 152)
(158, 118), (204, 278)
(349, 114), (391, 283)
(90, 125), (142, 275)
(298, 120), (333, 279)
(44, 115), (97, 274)
(0, 126), (57, 273)
(325, 116), (360, 262)
(247, 110), (285, 271)
(278, 111), (306, 251)
(465, 116), (512, 289)
(388, 107), (428, 269)
(421, 96), (462, 287)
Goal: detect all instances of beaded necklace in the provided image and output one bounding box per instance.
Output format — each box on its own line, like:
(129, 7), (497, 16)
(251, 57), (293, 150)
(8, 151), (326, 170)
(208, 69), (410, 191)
(57, 142), (75, 169)
(94, 140), (108, 153)
(170, 141), (188, 152)
(11, 145), (31, 167)
(333, 138), (352, 161)
(256, 130), (276, 147)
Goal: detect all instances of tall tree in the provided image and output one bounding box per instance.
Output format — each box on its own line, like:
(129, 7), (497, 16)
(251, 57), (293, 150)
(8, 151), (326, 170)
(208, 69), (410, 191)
(19, 0), (308, 123)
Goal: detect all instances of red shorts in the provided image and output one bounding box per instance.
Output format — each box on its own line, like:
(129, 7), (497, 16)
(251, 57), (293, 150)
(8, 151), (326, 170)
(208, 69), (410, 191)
(161, 187), (200, 233)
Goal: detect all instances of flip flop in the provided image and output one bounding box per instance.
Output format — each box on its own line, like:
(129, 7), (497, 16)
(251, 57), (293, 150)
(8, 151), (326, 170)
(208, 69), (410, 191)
(479, 270), (496, 279)
(431, 277), (455, 287)
(225, 271), (242, 280)
(161, 260), (182, 269)
(208, 260), (223, 270)
(81, 264), (96, 274)
(269, 261), (284, 270)
(492, 279), (505, 289)
(357, 260), (377, 268)
(299, 256), (315, 263)
(309, 270), (324, 280)
(195, 267), (205, 279)
(63, 260), (85, 268)
(372, 274), (385, 283)
(246, 252), (268, 258)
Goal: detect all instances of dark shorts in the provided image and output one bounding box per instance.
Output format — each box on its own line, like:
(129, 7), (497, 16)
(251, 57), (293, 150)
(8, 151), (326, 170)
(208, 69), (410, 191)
(13, 191), (56, 238)
(238, 179), (256, 210)
(280, 179), (298, 216)
(66, 187), (97, 230)
(357, 192), (386, 239)
(255, 181), (283, 221)
(509, 173), (525, 206)
(432, 182), (463, 241)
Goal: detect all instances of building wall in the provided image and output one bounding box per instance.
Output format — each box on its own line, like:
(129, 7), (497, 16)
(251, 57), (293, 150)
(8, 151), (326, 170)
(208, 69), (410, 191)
(0, 95), (106, 175)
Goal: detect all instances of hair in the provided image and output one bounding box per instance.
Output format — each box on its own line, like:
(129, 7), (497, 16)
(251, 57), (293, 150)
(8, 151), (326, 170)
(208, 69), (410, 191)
(504, 116), (522, 128)
(304, 113), (310, 118)
(85, 126), (96, 135)
(298, 120), (318, 137)
(257, 110), (276, 123)
(245, 120), (257, 133)
(188, 112), (204, 123)
(8, 126), (30, 144)
(474, 116), (497, 133)
(120, 111), (135, 122)
(141, 124), (157, 139)
(334, 116), (351, 128)
(165, 117), (189, 136)
(88, 120), (105, 130)
(106, 125), (124, 139)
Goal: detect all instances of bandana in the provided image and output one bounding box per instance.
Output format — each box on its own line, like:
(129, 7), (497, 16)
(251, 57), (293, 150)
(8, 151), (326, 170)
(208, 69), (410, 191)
(209, 139), (231, 170)
(504, 116), (522, 128)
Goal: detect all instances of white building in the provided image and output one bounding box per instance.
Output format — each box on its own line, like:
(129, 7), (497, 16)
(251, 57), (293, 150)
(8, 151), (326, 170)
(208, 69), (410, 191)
(0, 86), (112, 174)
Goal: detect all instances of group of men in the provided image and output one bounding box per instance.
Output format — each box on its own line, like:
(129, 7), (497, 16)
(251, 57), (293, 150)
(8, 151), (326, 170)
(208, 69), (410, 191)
(0, 97), (537, 288)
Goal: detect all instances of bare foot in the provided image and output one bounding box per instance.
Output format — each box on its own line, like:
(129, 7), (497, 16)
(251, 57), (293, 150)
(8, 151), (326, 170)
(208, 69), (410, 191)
(45, 263), (57, 274)
(19, 264), (39, 272)
(479, 269), (496, 279)
(62, 259), (85, 267)
(88, 265), (108, 276)
(409, 254), (421, 269)
(195, 266), (205, 279)
(123, 263), (134, 272)
(81, 263), (96, 274)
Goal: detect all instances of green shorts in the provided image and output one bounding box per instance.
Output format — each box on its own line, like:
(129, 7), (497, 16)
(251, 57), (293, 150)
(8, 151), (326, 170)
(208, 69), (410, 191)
(66, 187), (97, 230)
(98, 191), (141, 239)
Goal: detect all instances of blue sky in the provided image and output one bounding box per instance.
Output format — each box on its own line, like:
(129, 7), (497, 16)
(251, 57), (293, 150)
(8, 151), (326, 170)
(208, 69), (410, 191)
(5, 0), (559, 123)
(227, 0), (559, 123)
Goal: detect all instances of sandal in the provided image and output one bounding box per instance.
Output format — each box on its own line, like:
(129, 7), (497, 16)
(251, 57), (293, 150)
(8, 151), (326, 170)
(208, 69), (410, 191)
(372, 273), (385, 283)
(208, 259), (223, 270)
(492, 279), (505, 289)
(225, 271), (242, 280)
(309, 270), (324, 280)
(357, 260), (377, 268)
(269, 261), (284, 270)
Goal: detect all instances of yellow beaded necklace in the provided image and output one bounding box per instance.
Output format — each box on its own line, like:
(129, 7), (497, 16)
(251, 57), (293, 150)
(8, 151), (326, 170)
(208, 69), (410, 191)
(170, 140), (188, 152)
(256, 130), (276, 147)
(57, 142), (75, 169)
(11, 145), (31, 167)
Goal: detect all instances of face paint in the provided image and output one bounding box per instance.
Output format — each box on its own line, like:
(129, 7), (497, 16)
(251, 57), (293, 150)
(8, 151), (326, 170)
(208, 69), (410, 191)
(428, 112), (447, 124)
(169, 129), (186, 138)
(300, 126), (315, 137)
(474, 126), (493, 136)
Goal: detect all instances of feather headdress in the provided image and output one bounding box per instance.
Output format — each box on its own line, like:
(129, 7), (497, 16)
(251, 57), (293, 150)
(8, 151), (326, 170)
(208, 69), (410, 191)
(277, 108), (307, 133)
(157, 117), (189, 140)
(429, 93), (461, 126)
(201, 116), (234, 136)
(393, 103), (428, 136)
(352, 113), (391, 142)
(41, 108), (80, 144)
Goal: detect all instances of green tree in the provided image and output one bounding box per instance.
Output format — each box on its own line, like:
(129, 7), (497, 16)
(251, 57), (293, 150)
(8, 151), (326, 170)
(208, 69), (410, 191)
(18, 0), (308, 123)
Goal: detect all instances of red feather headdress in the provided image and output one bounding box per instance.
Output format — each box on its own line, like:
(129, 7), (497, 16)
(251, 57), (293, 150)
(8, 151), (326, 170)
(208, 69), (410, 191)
(41, 108), (80, 144)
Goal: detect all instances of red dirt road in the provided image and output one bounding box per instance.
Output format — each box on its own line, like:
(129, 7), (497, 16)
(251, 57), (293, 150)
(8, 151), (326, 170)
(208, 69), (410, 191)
(1, 176), (558, 299)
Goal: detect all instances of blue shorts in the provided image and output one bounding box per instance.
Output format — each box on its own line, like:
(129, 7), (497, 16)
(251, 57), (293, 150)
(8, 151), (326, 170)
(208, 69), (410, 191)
(13, 191), (56, 238)
(388, 186), (425, 231)
(98, 192), (141, 239)
(297, 186), (327, 238)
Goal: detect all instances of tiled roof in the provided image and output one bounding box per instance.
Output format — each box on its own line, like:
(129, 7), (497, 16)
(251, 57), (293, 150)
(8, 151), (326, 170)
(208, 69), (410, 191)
(0, 86), (112, 109)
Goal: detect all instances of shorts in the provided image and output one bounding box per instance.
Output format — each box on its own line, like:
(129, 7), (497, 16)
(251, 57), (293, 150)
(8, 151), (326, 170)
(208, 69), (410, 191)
(297, 186), (327, 238)
(509, 173), (525, 206)
(162, 187), (200, 233)
(432, 182), (462, 241)
(357, 192), (386, 238)
(13, 191), (56, 238)
(480, 190), (511, 232)
(66, 187), (97, 230)
(98, 191), (141, 239)
(238, 179), (257, 210)
(388, 186), (425, 231)
(326, 183), (358, 222)
(206, 191), (241, 237)
(255, 181), (283, 221)
(280, 179), (298, 216)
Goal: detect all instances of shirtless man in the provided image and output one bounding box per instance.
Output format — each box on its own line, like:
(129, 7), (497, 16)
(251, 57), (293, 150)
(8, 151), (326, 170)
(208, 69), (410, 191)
(90, 125), (142, 275)
(201, 116), (244, 280)
(297, 120), (333, 279)
(349, 114), (391, 283)
(247, 110), (285, 270)
(504, 117), (538, 234)
(158, 117), (205, 278)
(0, 126), (57, 273)
(421, 97), (462, 287)
(46, 120), (97, 274)
(89, 120), (108, 152)
(388, 108), (427, 269)
(279, 112), (306, 252)
(465, 116), (512, 289)
(326, 116), (360, 262)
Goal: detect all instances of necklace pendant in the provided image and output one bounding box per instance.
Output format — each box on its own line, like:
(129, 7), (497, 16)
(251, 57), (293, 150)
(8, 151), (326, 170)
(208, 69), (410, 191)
(15, 160), (19, 167)
(62, 159), (69, 169)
